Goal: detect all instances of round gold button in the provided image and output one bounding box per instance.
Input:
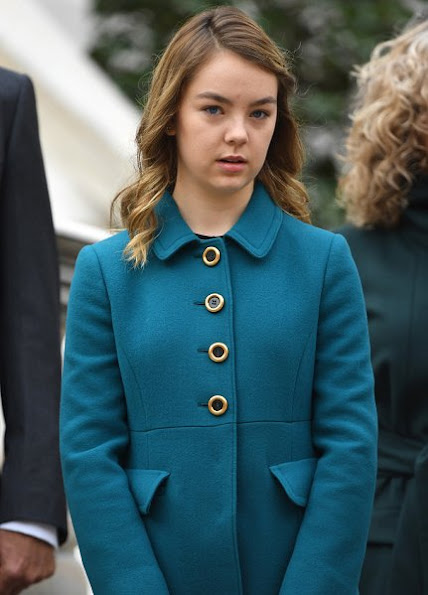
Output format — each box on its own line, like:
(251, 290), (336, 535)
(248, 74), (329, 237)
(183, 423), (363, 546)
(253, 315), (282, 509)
(205, 293), (225, 313)
(202, 246), (221, 267)
(208, 395), (228, 416)
(208, 342), (229, 363)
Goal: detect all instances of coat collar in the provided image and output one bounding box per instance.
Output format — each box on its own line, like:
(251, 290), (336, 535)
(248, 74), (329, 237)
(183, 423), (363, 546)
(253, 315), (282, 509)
(152, 182), (283, 260)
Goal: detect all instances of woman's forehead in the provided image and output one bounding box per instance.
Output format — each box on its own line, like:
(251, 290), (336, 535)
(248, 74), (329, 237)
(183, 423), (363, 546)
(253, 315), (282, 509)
(183, 50), (278, 102)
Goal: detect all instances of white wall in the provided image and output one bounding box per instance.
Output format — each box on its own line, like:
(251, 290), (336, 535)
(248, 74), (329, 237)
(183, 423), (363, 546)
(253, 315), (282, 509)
(0, 0), (140, 239)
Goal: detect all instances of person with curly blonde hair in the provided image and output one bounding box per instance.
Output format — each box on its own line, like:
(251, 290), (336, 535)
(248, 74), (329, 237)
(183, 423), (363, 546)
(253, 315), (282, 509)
(60, 6), (377, 594)
(338, 16), (428, 595)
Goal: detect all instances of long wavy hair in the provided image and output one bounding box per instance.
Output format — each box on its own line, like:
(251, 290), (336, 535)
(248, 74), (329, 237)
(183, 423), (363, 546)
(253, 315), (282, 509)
(338, 18), (428, 228)
(112, 5), (310, 267)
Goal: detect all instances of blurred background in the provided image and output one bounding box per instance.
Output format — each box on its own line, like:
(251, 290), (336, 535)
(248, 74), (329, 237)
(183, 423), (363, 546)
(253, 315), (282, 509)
(0, 0), (423, 592)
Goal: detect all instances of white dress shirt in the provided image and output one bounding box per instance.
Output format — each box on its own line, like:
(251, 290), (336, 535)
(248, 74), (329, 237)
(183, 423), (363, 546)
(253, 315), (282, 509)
(0, 520), (58, 548)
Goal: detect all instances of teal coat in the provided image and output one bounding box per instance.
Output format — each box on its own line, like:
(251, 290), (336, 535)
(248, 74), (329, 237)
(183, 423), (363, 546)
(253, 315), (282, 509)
(60, 184), (377, 595)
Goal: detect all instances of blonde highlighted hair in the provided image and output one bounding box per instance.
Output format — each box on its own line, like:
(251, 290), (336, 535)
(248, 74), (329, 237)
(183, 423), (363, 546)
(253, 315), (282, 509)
(112, 6), (310, 267)
(338, 18), (428, 227)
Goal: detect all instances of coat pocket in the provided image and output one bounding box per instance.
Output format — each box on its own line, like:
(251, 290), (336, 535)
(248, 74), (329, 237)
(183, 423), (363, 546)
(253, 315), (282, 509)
(269, 457), (318, 507)
(126, 469), (170, 515)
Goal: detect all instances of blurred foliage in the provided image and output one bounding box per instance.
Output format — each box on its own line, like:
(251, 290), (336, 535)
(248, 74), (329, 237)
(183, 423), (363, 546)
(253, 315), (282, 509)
(90, 0), (419, 228)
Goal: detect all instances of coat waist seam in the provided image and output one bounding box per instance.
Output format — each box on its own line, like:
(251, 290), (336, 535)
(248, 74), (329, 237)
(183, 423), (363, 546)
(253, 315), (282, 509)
(129, 418), (312, 434)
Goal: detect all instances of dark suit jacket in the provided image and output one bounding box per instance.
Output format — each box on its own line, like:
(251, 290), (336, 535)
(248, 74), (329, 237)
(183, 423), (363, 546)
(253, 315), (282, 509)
(338, 174), (428, 594)
(0, 66), (67, 544)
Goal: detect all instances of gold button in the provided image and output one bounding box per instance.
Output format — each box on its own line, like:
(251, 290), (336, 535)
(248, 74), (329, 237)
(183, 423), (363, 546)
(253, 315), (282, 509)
(208, 342), (229, 363)
(205, 293), (225, 313)
(202, 246), (221, 266)
(208, 395), (228, 416)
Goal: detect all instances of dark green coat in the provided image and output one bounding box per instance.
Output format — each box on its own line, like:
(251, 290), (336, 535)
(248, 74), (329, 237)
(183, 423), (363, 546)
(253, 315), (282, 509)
(338, 175), (428, 594)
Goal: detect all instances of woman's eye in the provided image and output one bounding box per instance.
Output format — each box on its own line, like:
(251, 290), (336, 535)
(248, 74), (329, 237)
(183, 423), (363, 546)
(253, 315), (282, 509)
(204, 106), (221, 115)
(251, 110), (269, 119)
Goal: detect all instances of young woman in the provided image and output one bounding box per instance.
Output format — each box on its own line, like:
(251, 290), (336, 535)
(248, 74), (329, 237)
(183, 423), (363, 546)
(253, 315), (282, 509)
(337, 17), (428, 595)
(60, 7), (377, 594)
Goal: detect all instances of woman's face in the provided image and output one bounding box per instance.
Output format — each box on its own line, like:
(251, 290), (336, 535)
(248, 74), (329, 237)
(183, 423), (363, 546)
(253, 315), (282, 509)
(171, 50), (278, 202)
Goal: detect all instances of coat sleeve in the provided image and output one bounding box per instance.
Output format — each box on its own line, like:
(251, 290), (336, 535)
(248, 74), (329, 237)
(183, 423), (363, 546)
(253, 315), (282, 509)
(0, 73), (67, 543)
(60, 245), (170, 595)
(280, 233), (377, 594)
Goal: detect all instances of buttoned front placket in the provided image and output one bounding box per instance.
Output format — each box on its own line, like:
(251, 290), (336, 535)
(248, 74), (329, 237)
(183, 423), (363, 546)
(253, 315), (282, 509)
(195, 236), (243, 594)
(199, 242), (230, 417)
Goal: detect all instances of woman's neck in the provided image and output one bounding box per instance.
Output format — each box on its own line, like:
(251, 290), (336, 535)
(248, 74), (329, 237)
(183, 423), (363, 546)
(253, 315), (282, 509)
(172, 183), (253, 236)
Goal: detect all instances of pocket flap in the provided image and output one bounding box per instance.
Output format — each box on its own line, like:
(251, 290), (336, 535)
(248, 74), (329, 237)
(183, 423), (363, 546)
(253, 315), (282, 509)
(126, 469), (170, 514)
(269, 457), (318, 507)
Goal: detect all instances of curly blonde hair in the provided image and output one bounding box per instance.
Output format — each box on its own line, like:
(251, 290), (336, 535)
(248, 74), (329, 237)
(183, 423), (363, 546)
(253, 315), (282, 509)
(112, 6), (310, 267)
(338, 18), (428, 228)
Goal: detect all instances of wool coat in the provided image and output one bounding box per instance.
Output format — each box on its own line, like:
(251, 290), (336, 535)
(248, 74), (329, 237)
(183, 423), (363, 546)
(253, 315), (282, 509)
(339, 174), (428, 595)
(60, 183), (377, 595)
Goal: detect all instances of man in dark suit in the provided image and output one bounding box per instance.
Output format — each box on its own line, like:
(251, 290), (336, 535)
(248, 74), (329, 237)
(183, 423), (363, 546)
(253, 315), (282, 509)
(0, 66), (67, 593)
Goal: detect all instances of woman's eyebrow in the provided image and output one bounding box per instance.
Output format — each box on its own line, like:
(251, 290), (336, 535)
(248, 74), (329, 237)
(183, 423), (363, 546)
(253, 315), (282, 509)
(249, 96), (277, 107)
(195, 91), (277, 106)
(195, 92), (232, 104)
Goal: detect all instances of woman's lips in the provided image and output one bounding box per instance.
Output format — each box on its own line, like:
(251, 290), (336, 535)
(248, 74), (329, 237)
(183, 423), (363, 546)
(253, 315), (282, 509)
(217, 159), (247, 173)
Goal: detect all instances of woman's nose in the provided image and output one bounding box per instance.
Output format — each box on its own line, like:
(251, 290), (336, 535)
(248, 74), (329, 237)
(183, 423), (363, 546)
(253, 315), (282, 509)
(224, 118), (248, 145)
